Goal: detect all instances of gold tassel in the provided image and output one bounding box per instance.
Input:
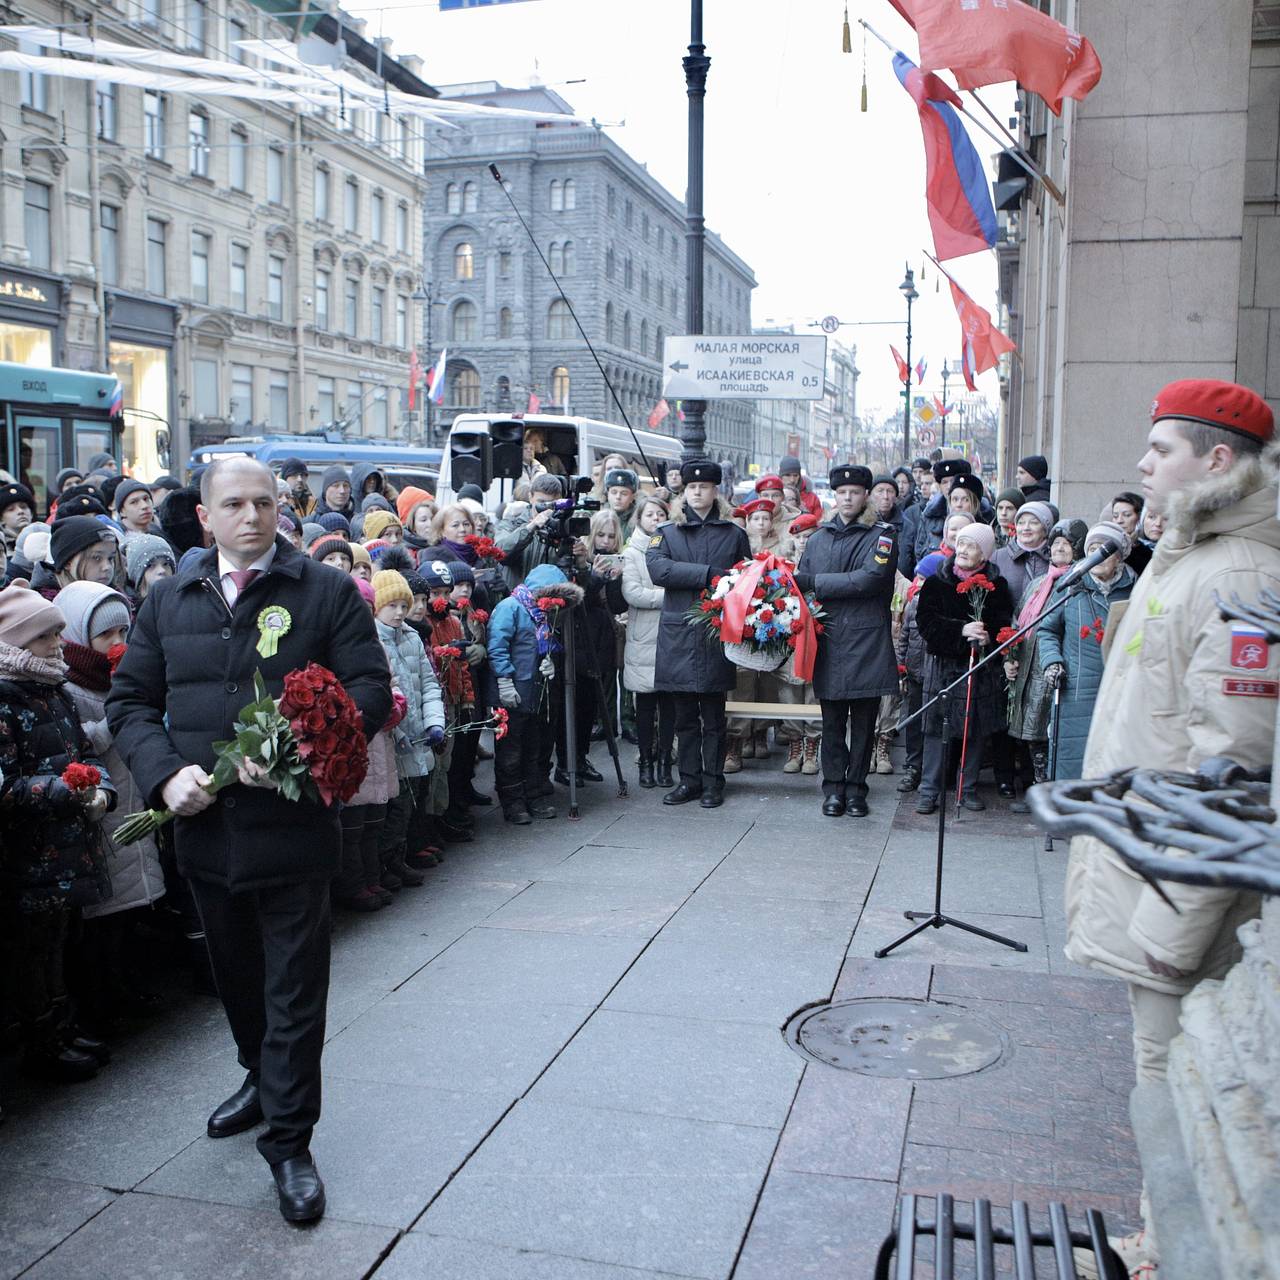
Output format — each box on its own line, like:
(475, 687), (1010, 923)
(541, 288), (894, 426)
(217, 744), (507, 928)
(861, 81), (868, 112)
(843, 3), (852, 52)
(859, 17), (867, 111)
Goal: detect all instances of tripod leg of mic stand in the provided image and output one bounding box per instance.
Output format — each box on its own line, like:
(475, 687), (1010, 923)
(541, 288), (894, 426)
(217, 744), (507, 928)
(563, 624), (580, 819)
(936, 914), (1028, 951)
(591, 671), (628, 796)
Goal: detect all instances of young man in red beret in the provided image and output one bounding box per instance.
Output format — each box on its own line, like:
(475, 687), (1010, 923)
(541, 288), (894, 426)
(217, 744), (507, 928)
(1064, 378), (1280, 1275)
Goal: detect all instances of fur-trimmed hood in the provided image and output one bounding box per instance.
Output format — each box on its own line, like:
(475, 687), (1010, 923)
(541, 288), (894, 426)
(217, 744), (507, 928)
(822, 504), (880, 531)
(669, 495), (736, 526)
(1161, 438), (1280, 549)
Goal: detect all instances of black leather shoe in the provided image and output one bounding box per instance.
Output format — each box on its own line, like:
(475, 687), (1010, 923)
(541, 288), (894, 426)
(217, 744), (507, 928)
(1009, 797), (1030, 814)
(663, 782), (702, 806)
(207, 1072), (262, 1138)
(996, 781), (1016, 799)
(576, 758), (604, 783)
(271, 1153), (326, 1224)
(961, 793), (987, 811)
(527, 797), (558, 819)
(502, 805), (533, 825)
(66, 1028), (111, 1065)
(846, 798), (870, 817)
(655, 757), (674, 788)
(464, 786), (493, 806)
(699, 787), (724, 809)
(638, 760), (656, 789)
(822, 796), (846, 817)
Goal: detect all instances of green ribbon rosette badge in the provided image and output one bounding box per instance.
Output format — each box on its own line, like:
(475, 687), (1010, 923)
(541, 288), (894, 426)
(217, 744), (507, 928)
(255, 605), (292, 659)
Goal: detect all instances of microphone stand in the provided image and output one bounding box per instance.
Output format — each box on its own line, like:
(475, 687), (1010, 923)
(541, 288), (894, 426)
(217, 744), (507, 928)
(876, 572), (1095, 960)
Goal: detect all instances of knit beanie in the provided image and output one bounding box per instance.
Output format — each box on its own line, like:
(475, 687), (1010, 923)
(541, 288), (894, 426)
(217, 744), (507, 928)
(995, 487), (1025, 510)
(1050, 519), (1089, 560)
(55, 581), (132, 646)
(1018, 501), (1057, 535)
(125, 533), (176, 588)
(354, 576), (376, 609)
(1018, 455), (1049, 482)
(372, 569), (413, 612)
(319, 465), (351, 497)
(317, 511), (351, 536)
(348, 542), (372, 570)
(363, 510), (402, 542)
(301, 522), (325, 547)
(360, 493), (393, 514)
(112, 478), (151, 513)
(53, 467), (84, 493)
(88, 451), (115, 472)
(417, 558), (454, 589)
(280, 456), (308, 480)
(51, 516), (116, 572)
(1085, 519), (1132, 561)
(395, 485), (433, 524)
(916, 552), (947, 580)
(0, 583), (64, 648)
(442, 560), (474, 586)
(403, 570), (429, 598)
(456, 483), (484, 503)
(310, 536), (352, 565)
(955, 522), (996, 561)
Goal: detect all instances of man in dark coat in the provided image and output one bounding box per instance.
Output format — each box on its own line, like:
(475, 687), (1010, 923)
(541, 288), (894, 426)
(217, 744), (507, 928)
(794, 466), (899, 817)
(1016, 454), (1052, 503)
(647, 459), (750, 809)
(107, 457), (391, 1225)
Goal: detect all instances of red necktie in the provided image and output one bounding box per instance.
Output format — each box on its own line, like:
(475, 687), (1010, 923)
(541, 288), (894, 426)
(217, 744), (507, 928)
(227, 568), (262, 595)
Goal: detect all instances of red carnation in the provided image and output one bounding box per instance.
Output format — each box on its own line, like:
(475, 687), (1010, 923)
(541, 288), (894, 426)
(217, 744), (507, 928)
(61, 763), (102, 792)
(759, 608), (774, 623)
(995, 627), (1019, 648)
(471, 608), (490, 625)
(1080, 625), (1092, 639)
(430, 597), (450, 615)
(790, 618), (804, 634)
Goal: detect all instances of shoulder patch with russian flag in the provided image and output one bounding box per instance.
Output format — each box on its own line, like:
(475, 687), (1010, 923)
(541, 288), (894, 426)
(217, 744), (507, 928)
(876, 533), (894, 558)
(1230, 624), (1270, 670)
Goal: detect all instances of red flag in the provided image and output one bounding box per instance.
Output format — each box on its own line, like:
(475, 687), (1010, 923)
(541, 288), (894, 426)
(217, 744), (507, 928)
(932, 394), (952, 418)
(407, 350), (421, 411)
(890, 344), (910, 384)
(929, 252), (1016, 385)
(892, 0), (1102, 117)
(527, 391), (541, 414)
(648, 398), (671, 429)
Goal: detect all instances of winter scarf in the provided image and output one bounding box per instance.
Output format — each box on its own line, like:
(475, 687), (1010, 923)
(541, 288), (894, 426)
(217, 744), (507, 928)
(63, 639), (111, 693)
(1017, 562), (1069, 631)
(511, 583), (561, 655)
(440, 537), (477, 565)
(0, 638), (68, 685)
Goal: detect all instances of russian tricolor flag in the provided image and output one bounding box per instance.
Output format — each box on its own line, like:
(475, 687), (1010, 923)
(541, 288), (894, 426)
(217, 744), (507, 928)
(892, 52), (997, 263)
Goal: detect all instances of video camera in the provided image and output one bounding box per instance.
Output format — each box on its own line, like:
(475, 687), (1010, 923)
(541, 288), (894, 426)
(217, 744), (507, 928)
(535, 476), (602, 546)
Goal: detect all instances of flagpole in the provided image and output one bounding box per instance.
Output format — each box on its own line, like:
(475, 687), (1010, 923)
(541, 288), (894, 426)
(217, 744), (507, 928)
(858, 18), (1065, 208)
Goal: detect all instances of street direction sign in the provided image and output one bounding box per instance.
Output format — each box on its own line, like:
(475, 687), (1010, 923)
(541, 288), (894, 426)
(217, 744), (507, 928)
(662, 334), (827, 401)
(820, 315), (840, 334)
(918, 428), (937, 446)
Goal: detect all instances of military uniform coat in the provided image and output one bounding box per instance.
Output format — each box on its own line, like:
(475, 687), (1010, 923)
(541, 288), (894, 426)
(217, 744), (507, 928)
(646, 497), (751, 694)
(796, 509), (899, 702)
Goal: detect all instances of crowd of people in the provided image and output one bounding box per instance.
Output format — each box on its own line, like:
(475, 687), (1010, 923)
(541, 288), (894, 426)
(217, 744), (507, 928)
(0, 377), (1276, 1246)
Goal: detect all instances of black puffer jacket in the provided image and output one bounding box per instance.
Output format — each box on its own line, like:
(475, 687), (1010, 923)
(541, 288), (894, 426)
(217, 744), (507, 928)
(796, 509), (898, 702)
(106, 537), (392, 892)
(0, 660), (114, 913)
(646, 497), (751, 694)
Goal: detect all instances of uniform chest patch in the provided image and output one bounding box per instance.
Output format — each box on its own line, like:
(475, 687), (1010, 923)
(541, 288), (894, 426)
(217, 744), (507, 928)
(1230, 625), (1269, 670)
(649, 535), (663, 548)
(876, 534), (894, 557)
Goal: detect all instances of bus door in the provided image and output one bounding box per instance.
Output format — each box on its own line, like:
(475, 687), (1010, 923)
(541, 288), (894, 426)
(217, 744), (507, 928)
(12, 411), (61, 515)
(72, 418), (114, 476)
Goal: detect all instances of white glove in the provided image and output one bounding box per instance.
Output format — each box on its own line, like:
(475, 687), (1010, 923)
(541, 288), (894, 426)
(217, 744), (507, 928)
(497, 677), (521, 708)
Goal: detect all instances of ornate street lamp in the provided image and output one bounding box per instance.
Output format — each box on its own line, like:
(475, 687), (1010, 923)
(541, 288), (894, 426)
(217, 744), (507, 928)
(899, 266), (918, 463)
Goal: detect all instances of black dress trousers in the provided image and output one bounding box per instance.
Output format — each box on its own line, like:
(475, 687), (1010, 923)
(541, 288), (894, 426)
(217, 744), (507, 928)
(819, 697), (880, 801)
(673, 691), (728, 791)
(189, 876), (331, 1166)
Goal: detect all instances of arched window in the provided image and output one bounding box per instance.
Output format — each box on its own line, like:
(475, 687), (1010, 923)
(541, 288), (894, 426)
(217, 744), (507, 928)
(654, 325), (665, 360)
(450, 365), (480, 407)
(605, 246), (615, 280)
(640, 320), (649, 358)
(453, 242), (474, 281)
(498, 306), (513, 339)
(495, 374), (511, 404)
(546, 298), (572, 341)
(563, 179), (576, 210)
(549, 179), (563, 212)
(548, 242), (563, 274)
(551, 366), (570, 406)
(450, 299), (477, 342)
(462, 180), (477, 213)
(605, 302), (615, 344)
(562, 240), (575, 275)
(623, 310), (632, 350)
(624, 256), (633, 290)
(445, 183), (461, 215)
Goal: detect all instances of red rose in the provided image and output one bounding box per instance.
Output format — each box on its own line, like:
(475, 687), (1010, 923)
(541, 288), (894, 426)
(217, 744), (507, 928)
(61, 763), (102, 792)
(790, 618), (804, 634)
(759, 608), (774, 623)
(287, 682), (316, 709)
(302, 707), (327, 734)
(315, 730), (340, 756)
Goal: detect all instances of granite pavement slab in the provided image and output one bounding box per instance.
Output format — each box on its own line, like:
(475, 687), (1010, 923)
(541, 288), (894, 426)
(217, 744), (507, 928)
(0, 1172), (116, 1280)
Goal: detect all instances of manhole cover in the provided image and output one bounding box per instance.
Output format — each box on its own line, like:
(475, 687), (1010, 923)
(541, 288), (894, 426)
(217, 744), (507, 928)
(785, 998), (1007, 1079)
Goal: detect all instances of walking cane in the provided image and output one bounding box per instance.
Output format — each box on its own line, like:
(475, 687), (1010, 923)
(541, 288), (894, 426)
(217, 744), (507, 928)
(1044, 681), (1063, 851)
(954, 644), (978, 806)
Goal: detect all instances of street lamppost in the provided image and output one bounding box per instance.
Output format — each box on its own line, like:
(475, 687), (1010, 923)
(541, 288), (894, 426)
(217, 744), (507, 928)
(899, 266), (918, 464)
(681, 0), (710, 462)
(940, 357), (950, 448)
(411, 277), (439, 444)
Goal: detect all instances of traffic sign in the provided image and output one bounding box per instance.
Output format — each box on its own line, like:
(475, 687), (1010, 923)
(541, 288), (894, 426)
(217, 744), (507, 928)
(820, 315), (840, 334)
(915, 403), (937, 425)
(918, 428), (937, 446)
(662, 334), (828, 401)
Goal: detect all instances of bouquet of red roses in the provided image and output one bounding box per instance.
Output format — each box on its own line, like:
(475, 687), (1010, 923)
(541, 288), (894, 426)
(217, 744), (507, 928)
(464, 533), (506, 565)
(113, 663), (368, 846)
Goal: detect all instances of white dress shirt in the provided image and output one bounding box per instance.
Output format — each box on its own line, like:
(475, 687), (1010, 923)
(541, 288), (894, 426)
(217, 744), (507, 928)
(218, 544), (278, 607)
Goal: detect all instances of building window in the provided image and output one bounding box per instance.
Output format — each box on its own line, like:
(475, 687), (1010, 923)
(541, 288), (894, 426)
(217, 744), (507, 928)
(146, 217), (166, 293)
(655, 326), (665, 360)
(230, 243), (248, 311)
(395, 294), (407, 346)
(190, 230), (210, 303)
(445, 183), (461, 215)
(624, 256), (633, 290)
(344, 277), (359, 335)
(657, 226), (664, 253)
(549, 242), (563, 275)
(185, 0), (207, 51)
(641, 267), (649, 301)
(451, 367), (480, 407)
(267, 253), (284, 320)
(18, 38), (49, 112)
(546, 298), (572, 341)
(640, 319), (649, 357)
(642, 212), (649, 242)
(99, 204), (120, 286)
(562, 241), (576, 276)
(454, 242), (474, 281)
(371, 386), (388, 435)
(551, 366), (570, 406)
(463, 181), (478, 213)
(498, 306), (513, 339)
(343, 178), (358, 232)
(317, 376), (335, 426)
(371, 286), (385, 342)
(268, 371), (289, 429)
(550, 179), (563, 212)
(230, 128), (249, 190)
(267, 147), (285, 204)
(97, 82), (118, 141)
(496, 375), (511, 405)
(605, 302), (615, 344)
(314, 269), (330, 329)
(229, 17), (247, 63)
(371, 190), (385, 242)
(623, 310), (632, 349)
(624, 199), (633, 228)
(395, 203), (408, 252)
(314, 165), (330, 221)
(144, 91), (166, 159)
(24, 181), (51, 271)
(188, 111), (210, 176)
(605, 246), (615, 280)
(138, 0), (160, 27)
(607, 185), (616, 217)
(345, 382), (362, 430)
(499, 250), (512, 278)
(193, 358), (218, 417)
(450, 300), (477, 342)
(563, 179), (576, 210)
(230, 364), (253, 425)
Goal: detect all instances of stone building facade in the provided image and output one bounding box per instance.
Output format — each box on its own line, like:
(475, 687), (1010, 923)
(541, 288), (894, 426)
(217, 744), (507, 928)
(1, 0), (431, 479)
(419, 82), (758, 477)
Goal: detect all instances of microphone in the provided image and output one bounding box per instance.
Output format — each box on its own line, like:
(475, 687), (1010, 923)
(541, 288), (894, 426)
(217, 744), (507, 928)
(1057, 535), (1123, 591)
